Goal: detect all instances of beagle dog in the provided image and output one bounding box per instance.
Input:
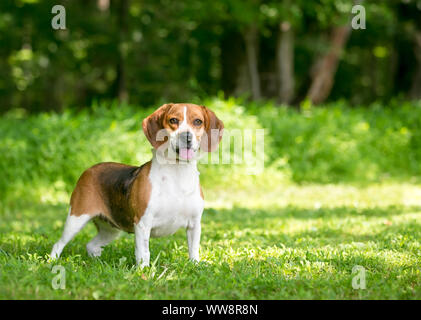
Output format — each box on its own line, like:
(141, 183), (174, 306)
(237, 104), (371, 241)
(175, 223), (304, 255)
(50, 103), (224, 267)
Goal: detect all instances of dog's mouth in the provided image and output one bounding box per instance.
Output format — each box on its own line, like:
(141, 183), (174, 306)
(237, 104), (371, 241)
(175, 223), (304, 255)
(175, 146), (195, 160)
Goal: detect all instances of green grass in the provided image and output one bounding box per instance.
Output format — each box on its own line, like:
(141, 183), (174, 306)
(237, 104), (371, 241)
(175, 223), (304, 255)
(0, 183), (420, 299)
(1, 98), (420, 299)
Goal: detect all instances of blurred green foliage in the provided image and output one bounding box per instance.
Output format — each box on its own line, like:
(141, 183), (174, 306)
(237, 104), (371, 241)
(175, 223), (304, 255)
(250, 99), (421, 182)
(2, 98), (421, 206)
(0, 0), (420, 111)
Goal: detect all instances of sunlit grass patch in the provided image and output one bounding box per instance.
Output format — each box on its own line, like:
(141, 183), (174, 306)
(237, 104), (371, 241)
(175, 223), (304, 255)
(0, 182), (420, 299)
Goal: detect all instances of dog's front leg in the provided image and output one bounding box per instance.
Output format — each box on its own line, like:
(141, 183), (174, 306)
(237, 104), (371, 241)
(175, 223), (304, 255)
(187, 218), (201, 262)
(134, 220), (151, 267)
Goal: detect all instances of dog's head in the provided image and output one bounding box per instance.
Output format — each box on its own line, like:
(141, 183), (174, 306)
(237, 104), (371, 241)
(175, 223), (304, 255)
(142, 103), (224, 161)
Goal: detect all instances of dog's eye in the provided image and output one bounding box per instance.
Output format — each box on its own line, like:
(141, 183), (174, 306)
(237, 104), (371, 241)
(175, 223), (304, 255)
(169, 118), (179, 125)
(194, 119), (203, 126)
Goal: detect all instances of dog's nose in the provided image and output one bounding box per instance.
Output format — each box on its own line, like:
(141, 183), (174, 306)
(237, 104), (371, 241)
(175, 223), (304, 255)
(179, 131), (193, 148)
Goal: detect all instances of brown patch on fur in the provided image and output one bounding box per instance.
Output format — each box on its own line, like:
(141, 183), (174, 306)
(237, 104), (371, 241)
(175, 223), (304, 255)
(142, 103), (173, 149)
(200, 105), (224, 152)
(130, 162), (152, 225)
(70, 162), (152, 233)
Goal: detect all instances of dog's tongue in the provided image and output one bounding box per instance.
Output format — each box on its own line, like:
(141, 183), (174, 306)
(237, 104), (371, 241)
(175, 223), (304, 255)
(179, 148), (194, 160)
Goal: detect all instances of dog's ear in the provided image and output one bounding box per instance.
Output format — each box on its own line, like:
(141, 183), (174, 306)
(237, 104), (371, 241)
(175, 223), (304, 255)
(200, 106), (224, 152)
(142, 103), (172, 149)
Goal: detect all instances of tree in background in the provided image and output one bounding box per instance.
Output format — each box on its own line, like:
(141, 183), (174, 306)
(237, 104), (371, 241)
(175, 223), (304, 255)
(267, 0), (302, 104)
(0, 0), (420, 112)
(224, 0), (263, 100)
(400, 1), (421, 100)
(116, 0), (130, 103)
(305, 0), (357, 105)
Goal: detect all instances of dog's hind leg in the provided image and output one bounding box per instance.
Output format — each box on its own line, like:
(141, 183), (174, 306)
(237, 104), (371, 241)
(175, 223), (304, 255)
(86, 218), (120, 257)
(50, 208), (92, 259)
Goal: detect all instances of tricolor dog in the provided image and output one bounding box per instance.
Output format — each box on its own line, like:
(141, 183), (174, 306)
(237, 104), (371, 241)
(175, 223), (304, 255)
(50, 103), (224, 267)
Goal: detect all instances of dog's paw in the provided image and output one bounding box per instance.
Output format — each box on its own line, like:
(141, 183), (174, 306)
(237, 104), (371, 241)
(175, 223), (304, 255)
(86, 243), (103, 257)
(50, 243), (62, 260)
(136, 261), (150, 269)
(189, 256), (200, 264)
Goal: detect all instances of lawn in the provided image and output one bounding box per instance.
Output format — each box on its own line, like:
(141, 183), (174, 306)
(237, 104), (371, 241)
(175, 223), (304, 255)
(0, 99), (420, 299)
(0, 182), (419, 299)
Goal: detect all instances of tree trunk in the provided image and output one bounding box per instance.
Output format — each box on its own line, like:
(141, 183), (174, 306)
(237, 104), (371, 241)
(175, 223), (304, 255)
(116, 0), (129, 103)
(276, 21), (294, 104)
(306, 25), (351, 105)
(410, 31), (421, 99)
(244, 24), (261, 100)
(306, 0), (366, 105)
(221, 31), (245, 96)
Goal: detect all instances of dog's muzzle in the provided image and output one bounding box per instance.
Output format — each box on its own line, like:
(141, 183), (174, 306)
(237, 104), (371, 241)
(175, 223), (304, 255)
(174, 131), (196, 160)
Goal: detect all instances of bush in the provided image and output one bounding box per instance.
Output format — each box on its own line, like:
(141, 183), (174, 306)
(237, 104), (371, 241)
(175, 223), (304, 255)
(1, 98), (421, 206)
(248, 99), (421, 183)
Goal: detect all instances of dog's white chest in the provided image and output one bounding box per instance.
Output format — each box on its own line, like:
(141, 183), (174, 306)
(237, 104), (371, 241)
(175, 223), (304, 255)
(146, 159), (204, 238)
